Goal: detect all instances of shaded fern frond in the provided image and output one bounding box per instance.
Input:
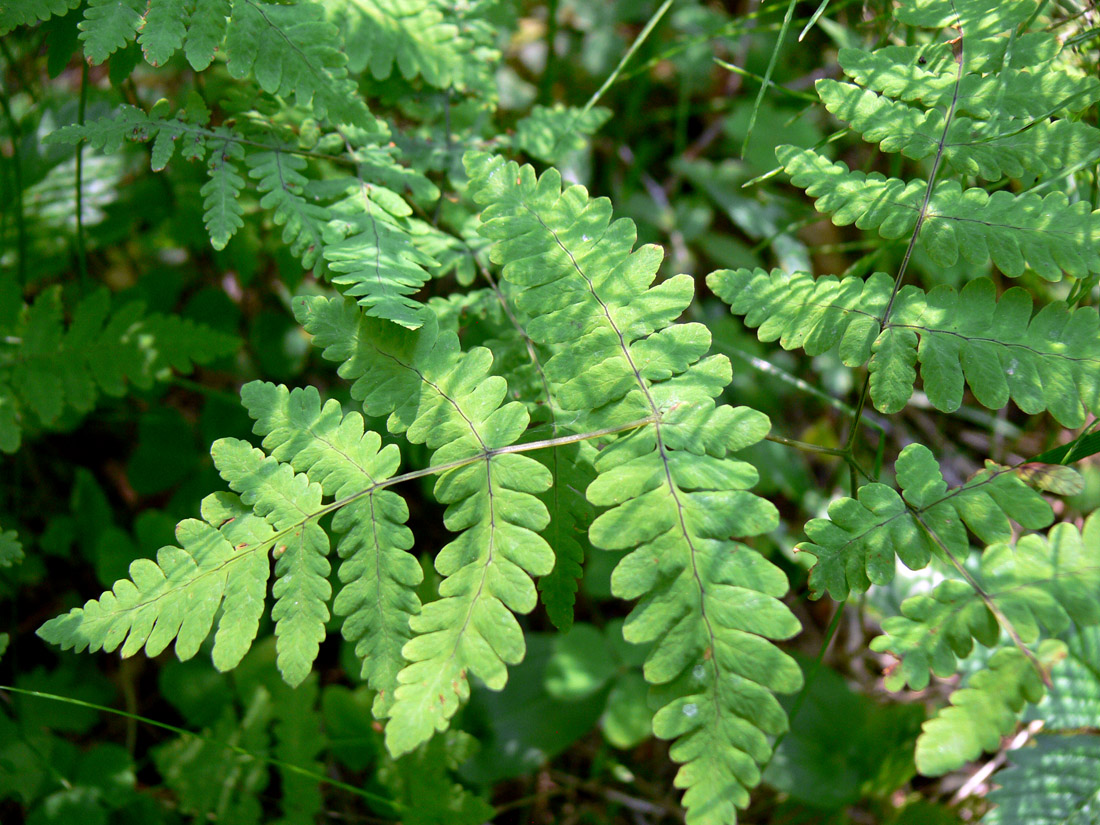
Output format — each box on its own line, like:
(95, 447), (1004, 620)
(838, 49), (1100, 121)
(709, 269), (1100, 426)
(0, 287), (237, 453)
(817, 80), (1100, 181)
(467, 151), (802, 825)
(915, 641), (1065, 777)
(513, 105), (613, 164)
(0, 0), (80, 35)
(340, 0), (460, 89)
(870, 513), (1100, 691)
(226, 1), (375, 128)
(778, 147), (1100, 281)
(790, 443), (1052, 600)
(0, 528), (23, 568)
(985, 735), (1100, 825)
(985, 626), (1100, 823)
(294, 298), (554, 754)
(247, 151), (331, 271)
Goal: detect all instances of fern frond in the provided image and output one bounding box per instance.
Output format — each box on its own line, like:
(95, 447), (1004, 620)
(985, 735), (1100, 825)
(294, 298), (555, 754)
(984, 627), (1100, 823)
(203, 140), (247, 250)
(778, 147), (1100, 280)
(817, 80), (1100, 181)
(184, 0), (231, 71)
(323, 191), (437, 330)
(248, 151), (330, 271)
(0, 287), (237, 452)
(38, 494), (274, 668)
(790, 443), (1052, 600)
(535, 441), (595, 632)
(838, 49), (1100, 120)
(239, 381), (420, 712)
(466, 152), (802, 825)
(340, 0), (460, 88)
(513, 105), (613, 164)
(893, 0), (1037, 41)
(916, 641), (1065, 776)
(226, 0), (374, 127)
(709, 269), (1100, 425)
(870, 513), (1100, 691)
(78, 0), (146, 64)
(0, 0), (80, 35)
(153, 685), (272, 824)
(1039, 625), (1100, 731)
(139, 0), (189, 67)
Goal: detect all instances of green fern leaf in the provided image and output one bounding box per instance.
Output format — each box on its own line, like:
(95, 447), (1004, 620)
(226, 0), (374, 127)
(295, 298), (555, 754)
(838, 49), (1100, 120)
(817, 80), (1100, 181)
(79, 0), (146, 64)
(37, 494), (274, 666)
(466, 151), (802, 825)
(185, 0), (231, 71)
(323, 201), (437, 330)
(792, 443), (1051, 599)
(514, 104), (613, 164)
(139, 0), (188, 66)
(248, 151), (330, 270)
(893, 0), (1036, 40)
(0, 0), (81, 35)
(984, 627), (1100, 823)
(240, 381), (420, 713)
(203, 140), (247, 250)
(1038, 625), (1100, 731)
(871, 513), (1100, 691)
(916, 641), (1066, 777)
(985, 735), (1100, 824)
(535, 441), (596, 632)
(0, 287), (237, 452)
(709, 269), (1100, 425)
(341, 0), (460, 88)
(210, 438), (331, 688)
(778, 146), (1100, 280)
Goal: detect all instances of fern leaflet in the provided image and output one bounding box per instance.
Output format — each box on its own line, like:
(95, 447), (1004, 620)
(710, 269), (1100, 426)
(916, 640), (1065, 776)
(870, 513), (1100, 691)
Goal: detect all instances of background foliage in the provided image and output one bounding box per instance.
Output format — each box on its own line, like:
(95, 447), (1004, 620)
(1, 0), (1099, 823)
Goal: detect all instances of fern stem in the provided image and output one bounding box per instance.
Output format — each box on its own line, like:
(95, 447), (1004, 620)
(842, 12), (969, 465)
(74, 61), (89, 291)
(0, 685), (403, 814)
